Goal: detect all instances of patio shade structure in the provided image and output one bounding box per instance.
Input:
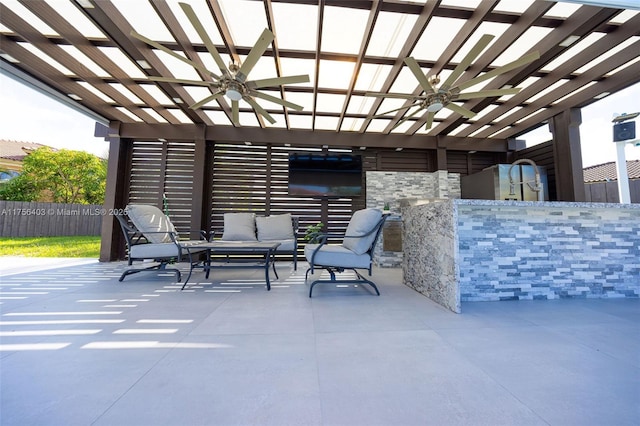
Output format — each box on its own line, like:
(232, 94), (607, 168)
(1, 0), (639, 260)
(0, 0), (638, 140)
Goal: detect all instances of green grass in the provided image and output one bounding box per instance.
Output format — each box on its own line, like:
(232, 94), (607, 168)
(0, 236), (101, 258)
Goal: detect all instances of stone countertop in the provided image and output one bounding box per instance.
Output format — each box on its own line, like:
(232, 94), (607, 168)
(399, 198), (640, 210)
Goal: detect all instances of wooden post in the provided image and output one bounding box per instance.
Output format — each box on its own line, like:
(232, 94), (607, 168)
(550, 108), (586, 202)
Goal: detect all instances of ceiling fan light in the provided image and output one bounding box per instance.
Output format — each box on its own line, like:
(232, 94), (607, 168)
(427, 102), (443, 112)
(226, 89), (242, 101)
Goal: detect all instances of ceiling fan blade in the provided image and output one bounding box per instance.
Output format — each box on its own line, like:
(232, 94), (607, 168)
(404, 57), (436, 94)
(440, 34), (495, 91)
(455, 87), (521, 100)
(392, 107), (423, 130)
(455, 51), (540, 91)
(179, 2), (228, 75)
(444, 102), (476, 119)
(245, 97), (276, 124)
(365, 91), (426, 100)
(130, 30), (219, 80)
(250, 74), (310, 89)
(250, 90), (304, 111)
(148, 76), (214, 87)
(371, 101), (422, 118)
(425, 111), (435, 130)
(189, 91), (224, 110)
(232, 100), (239, 126)
(236, 28), (274, 83)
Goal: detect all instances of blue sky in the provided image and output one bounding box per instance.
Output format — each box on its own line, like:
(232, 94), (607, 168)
(1, 73), (638, 167)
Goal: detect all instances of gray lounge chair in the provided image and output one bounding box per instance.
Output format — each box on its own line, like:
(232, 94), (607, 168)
(304, 208), (388, 297)
(115, 204), (207, 282)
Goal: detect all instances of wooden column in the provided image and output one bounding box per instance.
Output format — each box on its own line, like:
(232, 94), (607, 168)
(190, 124), (207, 238)
(550, 108), (586, 201)
(436, 136), (447, 170)
(99, 121), (131, 261)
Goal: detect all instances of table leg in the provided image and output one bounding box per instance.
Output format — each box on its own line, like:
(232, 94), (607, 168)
(271, 249), (279, 280)
(264, 255), (271, 291)
(205, 249), (211, 279)
(181, 248), (194, 290)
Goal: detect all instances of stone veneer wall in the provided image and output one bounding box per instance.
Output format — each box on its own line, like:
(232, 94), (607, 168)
(457, 201), (640, 301)
(366, 171), (460, 267)
(402, 199), (640, 313)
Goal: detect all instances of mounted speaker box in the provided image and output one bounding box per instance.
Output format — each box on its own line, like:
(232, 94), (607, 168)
(613, 121), (636, 142)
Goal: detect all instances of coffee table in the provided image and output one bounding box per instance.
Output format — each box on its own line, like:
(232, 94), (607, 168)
(180, 241), (281, 290)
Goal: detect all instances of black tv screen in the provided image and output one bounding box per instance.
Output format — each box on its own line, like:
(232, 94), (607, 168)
(288, 153), (362, 197)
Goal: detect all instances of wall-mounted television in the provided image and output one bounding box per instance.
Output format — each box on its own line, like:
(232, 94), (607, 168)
(288, 153), (362, 197)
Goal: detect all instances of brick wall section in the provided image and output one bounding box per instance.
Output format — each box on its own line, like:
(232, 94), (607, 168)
(366, 171), (460, 267)
(402, 199), (640, 313)
(457, 202), (640, 301)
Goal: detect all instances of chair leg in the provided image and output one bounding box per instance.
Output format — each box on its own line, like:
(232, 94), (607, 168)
(307, 267), (380, 297)
(119, 261), (181, 282)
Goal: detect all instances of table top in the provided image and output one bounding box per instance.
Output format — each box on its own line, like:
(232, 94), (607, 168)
(180, 241), (281, 252)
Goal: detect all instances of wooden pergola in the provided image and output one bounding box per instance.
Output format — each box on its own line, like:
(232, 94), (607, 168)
(1, 0), (638, 260)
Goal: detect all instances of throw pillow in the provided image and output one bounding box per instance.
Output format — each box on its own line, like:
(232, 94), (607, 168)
(256, 214), (294, 241)
(222, 212), (257, 241)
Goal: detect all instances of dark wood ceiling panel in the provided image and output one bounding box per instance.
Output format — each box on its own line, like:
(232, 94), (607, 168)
(78, 0), (212, 125)
(436, 5), (621, 137)
(465, 11), (640, 139)
(0, 0), (637, 151)
(497, 43), (640, 139)
(21, 0), (181, 125)
(357, 0), (442, 133)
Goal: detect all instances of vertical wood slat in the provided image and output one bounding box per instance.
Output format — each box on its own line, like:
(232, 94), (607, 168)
(126, 140), (196, 236)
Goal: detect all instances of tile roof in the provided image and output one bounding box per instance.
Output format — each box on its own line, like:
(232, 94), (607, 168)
(0, 140), (46, 161)
(583, 160), (640, 183)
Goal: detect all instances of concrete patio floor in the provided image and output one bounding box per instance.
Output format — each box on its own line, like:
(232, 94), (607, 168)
(0, 258), (638, 426)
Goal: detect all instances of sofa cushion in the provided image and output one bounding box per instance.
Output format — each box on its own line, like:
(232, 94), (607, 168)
(256, 213), (294, 242)
(342, 208), (383, 255)
(222, 212), (257, 241)
(126, 204), (175, 244)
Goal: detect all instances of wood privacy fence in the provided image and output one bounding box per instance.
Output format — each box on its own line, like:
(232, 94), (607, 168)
(0, 201), (103, 237)
(584, 180), (640, 203)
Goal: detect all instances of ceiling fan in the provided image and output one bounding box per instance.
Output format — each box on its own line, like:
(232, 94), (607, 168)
(131, 2), (309, 126)
(365, 34), (540, 130)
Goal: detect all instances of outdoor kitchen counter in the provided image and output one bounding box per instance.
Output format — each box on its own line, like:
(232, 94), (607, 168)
(400, 199), (640, 313)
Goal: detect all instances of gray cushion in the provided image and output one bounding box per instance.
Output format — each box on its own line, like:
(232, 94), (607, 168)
(342, 208), (383, 255)
(222, 213), (257, 241)
(126, 204), (175, 244)
(129, 240), (205, 260)
(273, 239), (295, 251)
(256, 214), (294, 241)
(130, 242), (179, 259)
(305, 244), (371, 269)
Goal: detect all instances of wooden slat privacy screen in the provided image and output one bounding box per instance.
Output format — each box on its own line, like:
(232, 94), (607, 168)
(120, 141), (510, 260)
(127, 141), (196, 235)
(209, 143), (355, 240)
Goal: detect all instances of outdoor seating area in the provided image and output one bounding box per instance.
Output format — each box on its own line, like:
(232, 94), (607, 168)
(116, 206), (300, 286)
(0, 257), (638, 425)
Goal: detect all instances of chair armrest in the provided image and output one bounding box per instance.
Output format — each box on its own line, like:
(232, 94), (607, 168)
(128, 230), (180, 245)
